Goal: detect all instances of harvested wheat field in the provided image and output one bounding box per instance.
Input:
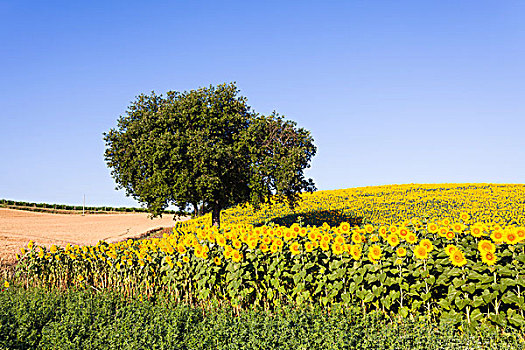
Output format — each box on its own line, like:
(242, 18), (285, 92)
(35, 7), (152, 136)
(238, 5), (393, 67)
(0, 208), (188, 265)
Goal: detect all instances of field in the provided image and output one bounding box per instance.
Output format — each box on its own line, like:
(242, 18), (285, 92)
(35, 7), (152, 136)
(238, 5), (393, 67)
(3, 183), (525, 349)
(0, 208), (185, 265)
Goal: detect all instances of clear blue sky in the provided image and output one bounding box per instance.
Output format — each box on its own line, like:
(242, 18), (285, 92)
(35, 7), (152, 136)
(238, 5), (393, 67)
(1, 1), (524, 207)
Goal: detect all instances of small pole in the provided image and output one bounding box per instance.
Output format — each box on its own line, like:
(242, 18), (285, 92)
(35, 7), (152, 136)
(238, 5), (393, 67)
(82, 194), (85, 216)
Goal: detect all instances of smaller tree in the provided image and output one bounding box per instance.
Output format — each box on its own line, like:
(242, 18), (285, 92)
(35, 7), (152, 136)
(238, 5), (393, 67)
(103, 83), (316, 227)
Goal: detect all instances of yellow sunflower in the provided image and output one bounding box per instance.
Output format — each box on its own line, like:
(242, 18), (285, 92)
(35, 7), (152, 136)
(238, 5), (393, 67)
(490, 230), (504, 244)
(332, 243), (344, 255)
(516, 227), (525, 241)
(368, 245), (382, 261)
(396, 247), (407, 257)
(406, 234), (417, 244)
(350, 245), (362, 260)
(445, 244), (457, 256)
(305, 241), (314, 252)
(450, 249), (467, 267)
(414, 244), (428, 260)
(481, 251), (497, 266)
(340, 222), (351, 233)
(470, 225), (484, 238)
(350, 232), (361, 244)
(387, 233), (400, 247)
(478, 239), (495, 253)
(503, 229), (519, 245)
(420, 239), (434, 252)
(428, 223), (439, 234)
(290, 242), (301, 255)
(232, 250), (243, 263)
(260, 243), (270, 253)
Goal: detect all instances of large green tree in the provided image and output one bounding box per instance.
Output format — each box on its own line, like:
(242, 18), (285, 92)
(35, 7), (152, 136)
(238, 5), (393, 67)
(103, 83), (316, 227)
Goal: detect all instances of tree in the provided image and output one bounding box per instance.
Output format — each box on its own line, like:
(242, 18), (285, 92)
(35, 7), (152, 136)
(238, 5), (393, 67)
(103, 82), (316, 227)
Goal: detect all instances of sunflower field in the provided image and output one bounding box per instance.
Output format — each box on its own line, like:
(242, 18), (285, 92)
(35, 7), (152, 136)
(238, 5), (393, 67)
(13, 183), (525, 331)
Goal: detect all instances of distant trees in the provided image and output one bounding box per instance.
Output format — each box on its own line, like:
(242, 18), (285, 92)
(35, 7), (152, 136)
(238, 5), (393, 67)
(103, 82), (316, 227)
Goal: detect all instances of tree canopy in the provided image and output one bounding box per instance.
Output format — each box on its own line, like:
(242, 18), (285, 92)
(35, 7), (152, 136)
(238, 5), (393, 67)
(103, 82), (316, 227)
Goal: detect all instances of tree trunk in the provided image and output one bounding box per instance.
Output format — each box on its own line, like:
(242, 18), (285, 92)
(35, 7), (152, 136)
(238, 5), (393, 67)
(212, 201), (221, 228)
(192, 202), (198, 217)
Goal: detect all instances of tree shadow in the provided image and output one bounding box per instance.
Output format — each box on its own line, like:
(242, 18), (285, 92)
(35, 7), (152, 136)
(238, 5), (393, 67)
(260, 209), (364, 228)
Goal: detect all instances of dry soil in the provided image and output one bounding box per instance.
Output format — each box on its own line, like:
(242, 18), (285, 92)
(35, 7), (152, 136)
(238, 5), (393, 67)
(0, 208), (188, 265)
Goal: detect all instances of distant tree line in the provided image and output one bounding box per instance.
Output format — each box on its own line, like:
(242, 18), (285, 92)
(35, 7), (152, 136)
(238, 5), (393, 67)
(0, 199), (178, 214)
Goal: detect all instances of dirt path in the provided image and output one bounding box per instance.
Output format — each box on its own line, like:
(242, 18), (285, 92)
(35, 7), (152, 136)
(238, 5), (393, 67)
(0, 208), (189, 265)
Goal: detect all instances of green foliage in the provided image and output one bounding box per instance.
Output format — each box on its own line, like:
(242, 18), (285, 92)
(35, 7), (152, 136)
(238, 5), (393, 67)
(103, 82), (316, 225)
(1, 288), (523, 350)
(0, 199), (176, 214)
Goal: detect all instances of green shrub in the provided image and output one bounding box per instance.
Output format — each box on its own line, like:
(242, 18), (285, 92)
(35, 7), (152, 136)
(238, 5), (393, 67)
(1, 288), (523, 350)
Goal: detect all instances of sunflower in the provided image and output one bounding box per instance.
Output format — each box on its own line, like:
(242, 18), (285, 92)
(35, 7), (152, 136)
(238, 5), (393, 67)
(290, 224), (300, 234)
(490, 230), (504, 244)
(368, 245), (382, 260)
(350, 245), (362, 260)
(351, 232), (362, 244)
(305, 241), (314, 252)
(438, 228), (448, 238)
(503, 229), (519, 245)
(308, 231), (318, 242)
(470, 226), (484, 238)
(224, 246), (233, 259)
(406, 234), (417, 244)
(396, 247), (407, 257)
(232, 250), (243, 263)
(398, 227), (409, 239)
(215, 234), (226, 246)
(516, 227), (525, 241)
(365, 224), (374, 234)
(428, 223), (439, 234)
(445, 244), (457, 256)
(414, 245), (428, 260)
(481, 251), (497, 266)
(445, 231), (455, 240)
(420, 239), (434, 252)
(232, 239), (242, 249)
(194, 245), (203, 258)
(452, 223), (464, 233)
(290, 242), (301, 255)
(274, 238), (284, 247)
(478, 239), (496, 253)
(334, 235), (345, 245)
(332, 243), (344, 255)
(214, 257), (221, 265)
(260, 243), (270, 253)
(389, 225), (398, 234)
(387, 233), (400, 247)
(177, 244), (187, 254)
(340, 222), (351, 233)
(247, 239), (258, 250)
(183, 256), (190, 263)
(320, 241), (330, 251)
(460, 212), (470, 221)
(450, 249), (467, 267)
(379, 226), (388, 238)
(270, 243), (280, 253)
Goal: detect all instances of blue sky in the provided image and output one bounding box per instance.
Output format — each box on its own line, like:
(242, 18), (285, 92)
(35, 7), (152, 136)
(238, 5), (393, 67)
(1, 1), (524, 207)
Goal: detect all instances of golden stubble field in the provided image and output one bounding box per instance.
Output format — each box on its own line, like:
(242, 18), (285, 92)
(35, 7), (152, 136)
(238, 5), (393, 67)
(0, 208), (187, 265)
